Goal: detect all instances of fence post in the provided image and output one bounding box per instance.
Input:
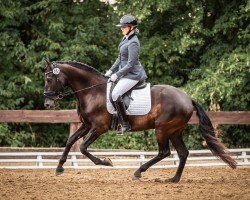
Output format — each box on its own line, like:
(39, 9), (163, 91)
(71, 155), (78, 167)
(140, 154), (145, 166)
(36, 155), (43, 167)
(241, 151), (248, 163)
(69, 123), (81, 151)
(173, 154), (179, 166)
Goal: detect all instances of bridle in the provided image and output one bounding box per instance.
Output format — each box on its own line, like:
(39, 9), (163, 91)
(44, 61), (107, 100)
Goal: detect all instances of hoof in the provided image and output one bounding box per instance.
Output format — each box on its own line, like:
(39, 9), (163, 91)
(155, 177), (180, 183)
(168, 177), (180, 183)
(155, 178), (168, 183)
(103, 158), (113, 167)
(133, 171), (142, 179)
(55, 166), (64, 176)
(132, 175), (141, 180)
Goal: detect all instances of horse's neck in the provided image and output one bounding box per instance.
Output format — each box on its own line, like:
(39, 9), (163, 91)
(63, 65), (107, 117)
(64, 65), (106, 91)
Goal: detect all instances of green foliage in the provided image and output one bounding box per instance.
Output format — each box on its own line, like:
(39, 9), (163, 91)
(91, 130), (158, 150)
(0, 123), (69, 147)
(0, 0), (118, 110)
(0, 0), (249, 149)
(183, 1), (250, 110)
(221, 125), (250, 148)
(183, 126), (204, 150)
(0, 124), (11, 145)
(29, 124), (69, 147)
(0, 123), (32, 147)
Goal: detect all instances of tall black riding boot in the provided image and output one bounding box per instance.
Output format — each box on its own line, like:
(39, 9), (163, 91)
(114, 96), (131, 135)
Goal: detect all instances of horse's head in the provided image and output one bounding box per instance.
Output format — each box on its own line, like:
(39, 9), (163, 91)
(44, 60), (67, 109)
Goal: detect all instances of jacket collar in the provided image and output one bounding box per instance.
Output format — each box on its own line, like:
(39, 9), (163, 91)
(119, 32), (136, 47)
(125, 30), (136, 40)
(127, 33), (136, 40)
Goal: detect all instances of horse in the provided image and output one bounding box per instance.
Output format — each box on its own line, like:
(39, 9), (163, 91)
(44, 60), (237, 182)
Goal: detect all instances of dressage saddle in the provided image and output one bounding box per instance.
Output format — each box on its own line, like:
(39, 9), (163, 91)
(109, 80), (147, 109)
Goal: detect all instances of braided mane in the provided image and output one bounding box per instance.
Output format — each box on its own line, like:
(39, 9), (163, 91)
(57, 61), (104, 77)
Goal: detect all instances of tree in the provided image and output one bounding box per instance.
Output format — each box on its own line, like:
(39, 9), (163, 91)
(0, 0), (118, 147)
(0, 0), (249, 148)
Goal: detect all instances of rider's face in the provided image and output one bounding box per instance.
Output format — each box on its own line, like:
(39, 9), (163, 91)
(120, 26), (130, 35)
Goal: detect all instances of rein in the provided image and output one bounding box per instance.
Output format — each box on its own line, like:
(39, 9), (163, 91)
(58, 82), (107, 99)
(44, 81), (108, 100)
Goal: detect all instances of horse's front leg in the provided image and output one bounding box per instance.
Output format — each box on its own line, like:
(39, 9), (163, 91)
(79, 127), (113, 166)
(56, 124), (90, 175)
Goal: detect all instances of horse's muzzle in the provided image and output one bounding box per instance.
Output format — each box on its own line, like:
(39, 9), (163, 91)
(44, 98), (56, 109)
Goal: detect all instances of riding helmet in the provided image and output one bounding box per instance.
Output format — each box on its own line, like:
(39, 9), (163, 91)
(116, 14), (137, 27)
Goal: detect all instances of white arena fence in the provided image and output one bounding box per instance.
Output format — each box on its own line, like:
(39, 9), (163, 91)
(0, 149), (249, 169)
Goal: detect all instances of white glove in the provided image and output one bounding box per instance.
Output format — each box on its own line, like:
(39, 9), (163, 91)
(110, 73), (118, 82)
(105, 70), (112, 77)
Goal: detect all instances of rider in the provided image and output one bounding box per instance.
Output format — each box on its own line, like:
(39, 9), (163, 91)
(105, 14), (147, 135)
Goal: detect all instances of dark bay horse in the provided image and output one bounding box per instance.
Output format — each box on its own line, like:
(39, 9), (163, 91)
(44, 60), (237, 182)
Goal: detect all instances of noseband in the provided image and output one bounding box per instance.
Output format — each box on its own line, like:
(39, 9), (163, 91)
(44, 62), (107, 100)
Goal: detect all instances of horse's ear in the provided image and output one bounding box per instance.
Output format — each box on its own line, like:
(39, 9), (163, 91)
(44, 58), (52, 70)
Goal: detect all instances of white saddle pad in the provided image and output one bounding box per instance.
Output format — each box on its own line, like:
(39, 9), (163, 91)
(106, 82), (151, 115)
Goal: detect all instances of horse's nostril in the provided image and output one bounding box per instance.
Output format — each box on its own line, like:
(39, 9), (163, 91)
(44, 103), (50, 108)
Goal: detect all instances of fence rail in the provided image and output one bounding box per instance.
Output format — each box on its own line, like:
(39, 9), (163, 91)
(0, 149), (249, 169)
(0, 110), (250, 124)
(1, 110), (249, 151)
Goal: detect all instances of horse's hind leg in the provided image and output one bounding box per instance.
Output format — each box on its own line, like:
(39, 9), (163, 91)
(169, 132), (189, 182)
(134, 129), (171, 179)
(56, 124), (90, 175)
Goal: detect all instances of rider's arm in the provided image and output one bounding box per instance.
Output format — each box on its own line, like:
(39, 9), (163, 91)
(110, 54), (121, 73)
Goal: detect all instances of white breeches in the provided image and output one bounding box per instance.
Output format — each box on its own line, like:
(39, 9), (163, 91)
(111, 78), (139, 101)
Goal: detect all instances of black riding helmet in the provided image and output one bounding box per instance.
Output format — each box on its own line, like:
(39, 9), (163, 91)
(116, 14), (137, 27)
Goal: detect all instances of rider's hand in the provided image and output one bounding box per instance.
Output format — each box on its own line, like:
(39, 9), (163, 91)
(110, 74), (118, 82)
(105, 70), (112, 77)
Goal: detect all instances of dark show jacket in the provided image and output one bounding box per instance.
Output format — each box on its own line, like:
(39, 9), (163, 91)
(110, 33), (147, 81)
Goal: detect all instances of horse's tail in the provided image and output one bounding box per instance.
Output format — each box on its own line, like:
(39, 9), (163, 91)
(192, 99), (237, 169)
